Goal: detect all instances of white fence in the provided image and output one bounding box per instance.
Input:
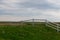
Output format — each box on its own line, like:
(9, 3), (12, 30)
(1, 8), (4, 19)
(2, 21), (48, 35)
(22, 19), (60, 32)
(45, 20), (60, 32)
(23, 19), (46, 22)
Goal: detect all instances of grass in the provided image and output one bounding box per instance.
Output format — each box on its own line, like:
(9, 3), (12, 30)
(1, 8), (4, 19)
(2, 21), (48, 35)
(0, 22), (60, 40)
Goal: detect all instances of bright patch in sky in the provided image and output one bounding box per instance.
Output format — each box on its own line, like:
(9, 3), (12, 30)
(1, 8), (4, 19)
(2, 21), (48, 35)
(47, 0), (60, 4)
(3, 0), (18, 3)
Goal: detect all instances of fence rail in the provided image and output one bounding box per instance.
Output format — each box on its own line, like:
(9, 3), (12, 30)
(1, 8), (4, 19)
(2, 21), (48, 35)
(45, 20), (60, 32)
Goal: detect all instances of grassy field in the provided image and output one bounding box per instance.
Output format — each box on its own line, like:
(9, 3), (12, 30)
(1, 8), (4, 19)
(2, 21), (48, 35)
(0, 22), (60, 40)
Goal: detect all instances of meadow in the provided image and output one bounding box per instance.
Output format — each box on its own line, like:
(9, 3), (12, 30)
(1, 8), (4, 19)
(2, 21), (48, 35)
(0, 22), (60, 40)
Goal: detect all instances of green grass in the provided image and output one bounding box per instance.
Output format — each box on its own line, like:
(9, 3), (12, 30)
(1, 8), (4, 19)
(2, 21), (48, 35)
(0, 23), (60, 40)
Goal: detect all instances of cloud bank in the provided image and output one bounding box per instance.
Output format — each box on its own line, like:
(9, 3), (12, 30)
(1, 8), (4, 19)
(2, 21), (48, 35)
(0, 0), (60, 21)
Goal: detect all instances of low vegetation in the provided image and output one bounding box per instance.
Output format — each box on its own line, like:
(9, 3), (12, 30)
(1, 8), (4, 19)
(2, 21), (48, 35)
(0, 22), (60, 40)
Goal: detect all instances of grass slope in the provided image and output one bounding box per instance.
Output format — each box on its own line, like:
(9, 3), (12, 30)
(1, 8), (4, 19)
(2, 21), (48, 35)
(0, 23), (60, 40)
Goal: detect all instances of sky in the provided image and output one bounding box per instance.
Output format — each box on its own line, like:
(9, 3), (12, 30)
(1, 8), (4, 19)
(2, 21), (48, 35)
(0, 0), (60, 21)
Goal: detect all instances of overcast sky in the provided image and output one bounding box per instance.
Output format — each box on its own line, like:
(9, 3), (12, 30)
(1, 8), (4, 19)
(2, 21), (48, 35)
(0, 0), (60, 21)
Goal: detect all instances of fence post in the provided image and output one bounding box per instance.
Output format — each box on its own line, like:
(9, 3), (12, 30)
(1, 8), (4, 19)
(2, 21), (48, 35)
(32, 19), (34, 27)
(45, 20), (47, 27)
(57, 24), (59, 32)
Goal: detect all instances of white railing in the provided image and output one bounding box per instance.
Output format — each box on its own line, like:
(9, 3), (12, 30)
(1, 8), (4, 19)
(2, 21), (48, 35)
(22, 19), (60, 32)
(45, 20), (60, 32)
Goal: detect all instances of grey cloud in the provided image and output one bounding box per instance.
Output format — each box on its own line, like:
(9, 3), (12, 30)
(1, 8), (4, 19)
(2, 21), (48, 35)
(15, 0), (60, 9)
(0, 0), (60, 21)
